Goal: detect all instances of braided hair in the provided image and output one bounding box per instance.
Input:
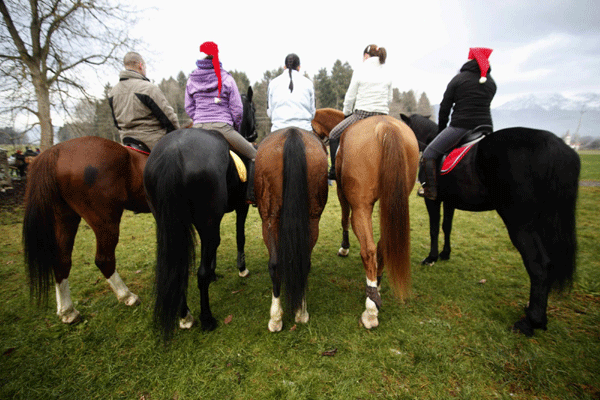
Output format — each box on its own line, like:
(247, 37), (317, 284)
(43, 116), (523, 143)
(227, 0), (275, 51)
(285, 53), (301, 92)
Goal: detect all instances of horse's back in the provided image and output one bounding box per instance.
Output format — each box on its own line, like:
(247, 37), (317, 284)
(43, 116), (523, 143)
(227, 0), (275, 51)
(341, 116), (419, 192)
(256, 128), (328, 219)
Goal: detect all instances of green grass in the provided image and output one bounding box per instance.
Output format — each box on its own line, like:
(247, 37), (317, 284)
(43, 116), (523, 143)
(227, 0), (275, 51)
(1, 157), (599, 399)
(579, 152), (600, 181)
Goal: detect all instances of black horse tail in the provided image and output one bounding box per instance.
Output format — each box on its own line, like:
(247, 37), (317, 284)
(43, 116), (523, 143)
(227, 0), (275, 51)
(144, 150), (196, 340)
(278, 129), (311, 314)
(539, 139), (580, 291)
(378, 121), (411, 299)
(22, 147), (61, 306)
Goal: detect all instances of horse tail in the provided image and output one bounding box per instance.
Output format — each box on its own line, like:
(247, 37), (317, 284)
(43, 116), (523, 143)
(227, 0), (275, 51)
(144, 150), (196, 340)
(538, 139), (580, 291)
(278, 129), (311, 314)
(22, 147), (61, 305)
(377, 122), (411, 299)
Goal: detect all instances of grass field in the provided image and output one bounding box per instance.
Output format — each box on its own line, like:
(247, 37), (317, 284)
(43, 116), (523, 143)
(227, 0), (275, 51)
(0, 153), (598, 399)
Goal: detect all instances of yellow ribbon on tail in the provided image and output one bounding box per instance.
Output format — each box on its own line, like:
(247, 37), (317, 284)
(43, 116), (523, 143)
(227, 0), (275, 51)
(229, 151), (247, 182)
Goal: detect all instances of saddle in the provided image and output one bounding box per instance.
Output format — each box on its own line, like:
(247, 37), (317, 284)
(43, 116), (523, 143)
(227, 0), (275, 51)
(123, 137), (151, 155)
(440, 125), (492, 175)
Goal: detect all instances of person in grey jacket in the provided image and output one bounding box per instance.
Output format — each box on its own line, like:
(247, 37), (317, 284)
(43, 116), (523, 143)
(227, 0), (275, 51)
(109, 52), (180, 150)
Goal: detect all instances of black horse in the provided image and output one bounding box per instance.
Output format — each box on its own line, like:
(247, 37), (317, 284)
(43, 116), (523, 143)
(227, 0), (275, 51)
(144, 87), (256, 339)
(401, 114), (580, 336)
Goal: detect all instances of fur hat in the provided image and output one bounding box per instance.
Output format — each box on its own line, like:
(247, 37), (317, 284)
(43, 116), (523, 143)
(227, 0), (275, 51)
(468, 47), (493, 83)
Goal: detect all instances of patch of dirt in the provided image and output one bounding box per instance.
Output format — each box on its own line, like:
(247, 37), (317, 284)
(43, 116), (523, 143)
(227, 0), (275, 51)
(0, 179), (26, 212)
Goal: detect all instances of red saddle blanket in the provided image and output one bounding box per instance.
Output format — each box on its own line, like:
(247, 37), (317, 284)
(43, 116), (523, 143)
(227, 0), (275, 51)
(440, 144), (474, 175)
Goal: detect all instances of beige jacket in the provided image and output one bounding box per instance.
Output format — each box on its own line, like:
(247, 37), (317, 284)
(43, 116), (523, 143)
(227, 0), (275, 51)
(109, 70), (180, 150)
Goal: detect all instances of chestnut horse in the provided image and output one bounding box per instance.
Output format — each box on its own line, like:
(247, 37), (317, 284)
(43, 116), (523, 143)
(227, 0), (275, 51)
(254, 128), (328, 332)
(313, 109), (420, 328)
(23, 136), (148, 323)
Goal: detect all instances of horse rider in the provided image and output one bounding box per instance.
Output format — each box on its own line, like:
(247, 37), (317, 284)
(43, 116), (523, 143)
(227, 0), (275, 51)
(327, 44), (393, 180)
(109, 52), (180, 150)
(184, 41), (257, 202)
(267, 53), (316, 132)
(419, 47), (497, 200)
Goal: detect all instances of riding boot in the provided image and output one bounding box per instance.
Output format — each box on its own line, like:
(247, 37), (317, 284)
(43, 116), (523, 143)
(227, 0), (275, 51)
(245, 159), (256, 205)
(419, 158), (438, 201)
(328, 137), (339, 180)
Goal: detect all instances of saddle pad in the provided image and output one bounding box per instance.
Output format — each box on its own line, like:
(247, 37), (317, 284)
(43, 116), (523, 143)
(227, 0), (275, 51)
(441, 145), (473, 175)
(230, 151), (247, 182)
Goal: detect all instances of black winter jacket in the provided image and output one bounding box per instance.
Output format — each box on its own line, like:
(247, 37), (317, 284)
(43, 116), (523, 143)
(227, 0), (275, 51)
(437, 59), (496, 132)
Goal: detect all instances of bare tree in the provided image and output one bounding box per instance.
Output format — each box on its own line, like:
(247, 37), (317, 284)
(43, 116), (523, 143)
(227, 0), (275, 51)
(0, 0), (139, 150)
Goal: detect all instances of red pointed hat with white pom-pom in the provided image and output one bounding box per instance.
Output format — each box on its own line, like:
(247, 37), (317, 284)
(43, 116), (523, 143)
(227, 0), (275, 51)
(468, 47), (493, 84)
(200, 41), (222, 97)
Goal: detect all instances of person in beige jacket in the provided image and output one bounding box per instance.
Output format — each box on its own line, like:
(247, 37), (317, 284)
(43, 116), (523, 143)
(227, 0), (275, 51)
(109, 52), (180, 150)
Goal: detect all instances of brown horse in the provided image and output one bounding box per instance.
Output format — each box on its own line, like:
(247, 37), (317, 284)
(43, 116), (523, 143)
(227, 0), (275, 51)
(313, 109), (420, 328)
(255, 127), (328, 332)
(23, 136), (149, 323)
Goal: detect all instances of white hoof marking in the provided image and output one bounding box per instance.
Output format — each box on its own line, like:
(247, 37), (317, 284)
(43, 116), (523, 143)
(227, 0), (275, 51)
(338, 247), (349, 257)
(268, 294), (283, 332)
(361, 297), (379, 329)
(294, 298), (309, 324)
(179, 311), (194, 329)
(238, 268), (250, 278)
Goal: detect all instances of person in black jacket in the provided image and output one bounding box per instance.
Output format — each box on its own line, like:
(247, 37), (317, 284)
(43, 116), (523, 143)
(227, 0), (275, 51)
(419, 47), (497, 200)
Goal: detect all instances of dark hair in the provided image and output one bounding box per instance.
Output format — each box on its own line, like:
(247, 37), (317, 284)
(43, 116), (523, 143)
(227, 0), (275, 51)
(363, 44), (387, 64)
(285, 53), (301, 92)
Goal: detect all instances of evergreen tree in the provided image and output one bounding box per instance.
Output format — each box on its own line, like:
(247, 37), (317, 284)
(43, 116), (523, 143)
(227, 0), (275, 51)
(417, 92), (433, 118)
(330, 60), (353, 109)
(313, 68), (336, 109)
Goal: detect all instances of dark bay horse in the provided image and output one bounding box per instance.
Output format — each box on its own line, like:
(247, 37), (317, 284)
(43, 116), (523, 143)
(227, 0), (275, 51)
(23, 136), (149, 323)
(313, 109), (420, 329)
(254, 128), (328, 332)
(402, 114), (580, 336)
(144, 88), (256, 339)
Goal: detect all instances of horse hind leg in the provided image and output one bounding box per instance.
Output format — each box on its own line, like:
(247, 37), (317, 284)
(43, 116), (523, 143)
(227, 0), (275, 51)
(92, 219), (140, 307)
(54, 211), (82, 323)
(268, 253), (284, 332)
(504, 220), (552, 336)
(352, 206), (380, 329)
(337, 187), (351, 257)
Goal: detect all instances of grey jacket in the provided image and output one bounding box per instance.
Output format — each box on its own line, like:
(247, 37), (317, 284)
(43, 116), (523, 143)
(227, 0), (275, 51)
(109, 70), (180, 149)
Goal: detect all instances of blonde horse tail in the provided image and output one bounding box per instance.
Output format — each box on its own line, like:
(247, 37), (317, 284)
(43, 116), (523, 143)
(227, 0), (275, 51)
(378, 122), (411, 299)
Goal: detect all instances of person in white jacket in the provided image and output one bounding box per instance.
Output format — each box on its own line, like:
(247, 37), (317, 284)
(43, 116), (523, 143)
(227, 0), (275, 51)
(328, 44), (392, 179)
(267, 53), (316, 132)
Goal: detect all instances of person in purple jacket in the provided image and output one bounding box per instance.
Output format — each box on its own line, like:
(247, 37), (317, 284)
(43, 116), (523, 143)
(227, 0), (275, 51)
(185, 41), (257, 161)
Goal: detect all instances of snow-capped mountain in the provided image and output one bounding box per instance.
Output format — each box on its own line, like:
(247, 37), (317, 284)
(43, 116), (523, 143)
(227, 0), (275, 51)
(495, 93), (600, 112)
(435, 93), (600, 137)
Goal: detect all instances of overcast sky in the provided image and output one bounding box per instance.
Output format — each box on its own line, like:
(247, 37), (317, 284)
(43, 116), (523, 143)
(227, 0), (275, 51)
(130, 0), (599, 107)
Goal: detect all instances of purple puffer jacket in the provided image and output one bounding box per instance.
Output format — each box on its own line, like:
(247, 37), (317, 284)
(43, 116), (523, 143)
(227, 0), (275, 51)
(185, 59), (243, 131)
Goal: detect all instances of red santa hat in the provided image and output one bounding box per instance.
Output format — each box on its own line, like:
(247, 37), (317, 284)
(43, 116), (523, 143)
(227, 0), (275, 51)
(200, 41), (222, 97)
(468, 47), (493, 83)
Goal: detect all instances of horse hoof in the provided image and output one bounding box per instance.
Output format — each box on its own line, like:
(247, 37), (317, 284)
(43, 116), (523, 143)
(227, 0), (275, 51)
(420, 258), (435, 266)
(295, 311), (309, 324)
(238, 268), (250, 278)
(268, 319), (283, 332)
(123, 293), (141, 307)
(59, 308), (81, 324)
(512, 317), (534, 337)
(361, 311), (379, 329)
(200, 316), (217, 331)
(338, 247), (349, 257)
(439, 253), (450, 261)
(179, 312), (195, 329)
